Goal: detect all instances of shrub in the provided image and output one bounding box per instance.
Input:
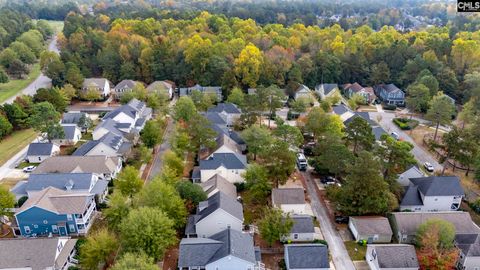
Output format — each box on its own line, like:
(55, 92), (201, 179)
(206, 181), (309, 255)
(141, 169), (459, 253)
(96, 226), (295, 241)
(393, 118), (419, 130)
(382, 103), (397, 110)
(16, 196), (28, 207)
(313, 239), (329, 247)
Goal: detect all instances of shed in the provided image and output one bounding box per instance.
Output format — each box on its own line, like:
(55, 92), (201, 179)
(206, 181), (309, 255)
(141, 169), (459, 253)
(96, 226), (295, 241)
(348, 216), (392, 243)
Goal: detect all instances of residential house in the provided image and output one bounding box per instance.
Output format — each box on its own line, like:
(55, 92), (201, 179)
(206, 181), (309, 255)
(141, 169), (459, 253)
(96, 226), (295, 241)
(73, 133), (132, 158)
(315, 83), (339, 100)
(344, 83), (376, 103)
(179, 84), (222, 101)
(247, 88), (256, 95)
(332, 106), (387, 141)
(202, 133), (243, 159)
(374, 84), (405, 106)
(146, 80), (174, 99)
(113, 79), (138, 99)
(272, 188), (308, 215)
(0, 237), (78, 270)
(199, 153), (247, 183)
(199, 174), (237, 199)
(93, 118), (130, 141)
(81, 78), (111, 98)
(390, 211), (480, 244)
(455, 234), (480, 270)
(204, 112), (228, 127)
(178, 228), (260, 270)
(365, 244), (419, 270)
(348, 216), (393, 243)
(400, 176), (464, 212)
(445, 94), (456, 105)
(26, 143), (60, 163)
(11, 172), (109, 202)
(33, 155), (122, 181)
(14, 187), (96, 236)
(61, 111), (90, 132)
(293, 84), (312, 100)
(284, 244), (330, 270)
(185, 192), (243, 238)
(102, 98), (152, 133)
(332, 104), (355, 122)
(52, 124), (82, 146)
(207, 103), (241, 127)
(282, 215), (316, 242)
(210, 123), (246, 152)
(397, 166), (425, 187)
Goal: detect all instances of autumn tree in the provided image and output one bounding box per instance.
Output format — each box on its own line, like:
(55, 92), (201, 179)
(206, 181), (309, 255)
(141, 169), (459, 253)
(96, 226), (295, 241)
(235, 43), (263, 88)
(304, 107), (343, 141)
(110, 252), (158, 270)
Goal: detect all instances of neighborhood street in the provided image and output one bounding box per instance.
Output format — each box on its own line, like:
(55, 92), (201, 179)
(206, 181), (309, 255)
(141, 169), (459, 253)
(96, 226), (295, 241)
(370, 110), (443, 172)
(302, 169), (356, 270)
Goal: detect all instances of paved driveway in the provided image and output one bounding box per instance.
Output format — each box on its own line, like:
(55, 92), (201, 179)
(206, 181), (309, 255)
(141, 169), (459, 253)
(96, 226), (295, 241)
(302, 169), (356, 270)
(369, 111), (442, 172)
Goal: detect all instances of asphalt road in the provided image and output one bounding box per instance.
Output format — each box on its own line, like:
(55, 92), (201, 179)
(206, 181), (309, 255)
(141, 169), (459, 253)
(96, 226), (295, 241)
(369, 110), (443, 171)
(302, 169), (356, 270)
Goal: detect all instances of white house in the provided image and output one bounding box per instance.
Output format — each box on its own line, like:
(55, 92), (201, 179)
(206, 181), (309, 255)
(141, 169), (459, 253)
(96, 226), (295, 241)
(397, 166), (425, 187)
(272, 188), (308, 215)
(178, 228), (259, 270)
(26, 143), (60, 163)
(73, 133), (132, 158)
(284, 244), (330, 270)
(52, 124), (82, 146)
(113, 79), (137, 99)
(205, 133), (242, 158)
(199, 153), (247, 183)
(93, 119), (129, 141)
(400, 176), (464, 212)
(101, 99), (152, 133)
(315, 83), (339, 100)
(146, 80), (174, 99)
(282, 215), (316, 242)
(348, 216), (393, 243)
(185, 192), (244, 238)
(82, 78), (111, 98)
(366, 244), (419, 270)
(294, 84), (312, 100)
(456, 234), (480, 270)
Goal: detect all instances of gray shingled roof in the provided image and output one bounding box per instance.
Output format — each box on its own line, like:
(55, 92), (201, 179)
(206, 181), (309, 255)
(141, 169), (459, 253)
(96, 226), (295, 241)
(391, 212), (480, 235)
(332, 104), (350, 116)
(103, 104), (137, 120)
(316, 83), (338, 95)
(411, 176), (464, 196)
(285, 244), (329, 269)
(114, 79), (137, 91)
(27, 143), (55, 156)
(196, 191), (243, 223)
(72, 140), (99, 156)
(207, 103), (241, 114)
(0, 238), (77, 270)
(204, 112), (227, 126)
(456, 234), (480, 257)
(200, 174), (237, 198)
(33, 156), (120, 175)
(290, 215), (315, 234)
(372, 126), (387, 141)
(378, 83), (403, 93)
(369, 244), (419, 268)
(62, 125), (78, 140)
(272, 188), (305, 205)
(83, 78), (109, 89)
(349, 216), (393, 236)
(199, 153), (247, 170)
(94, 119), (127, 137)
(178, 228), (256, 268)
(61, 112), (86, 125)
(24, 173), (95, 193)
(397, 166), (425, 187)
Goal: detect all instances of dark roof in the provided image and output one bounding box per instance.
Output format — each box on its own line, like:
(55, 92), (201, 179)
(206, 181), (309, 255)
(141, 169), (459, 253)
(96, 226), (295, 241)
(178, 228), (256, 268)
(196, 192), (243, 222)
(207, 103), (241, 114)
(90, 179), (109, 195)
(344, 112), (377, 126)
(344, 82), (364, 92)
(377, 83), (403, 93)
(25, 173), (95, 193)
(229, 130), (245, 145)
(94, 119), (127, 137)
(204, 112), (227, 126)
(27, 143), (55, 156)
(290, 215), (315, 234)
(200, 174), (237, 198)
(61, 112), (86, 125)
(103, 104), (137, 120)
(285, 244), (329, 269)
(62, 125), (78, 140)
(372, 126), (387, 141)
(199, 153), (247, 170)
(135, 117), (146, 127)
(411, 176), (464, 196)
(316, 83), (338, 95)
(400, 185), (423, 206)
(370, 244), (419, 268)
(72, 140), (99, 156)
(114, 79), (136, 91)
(349, 216), (393, 236)
(272, 188), (305, 205)
(456, 234), (480, 257)
(332, 104), (350, 116)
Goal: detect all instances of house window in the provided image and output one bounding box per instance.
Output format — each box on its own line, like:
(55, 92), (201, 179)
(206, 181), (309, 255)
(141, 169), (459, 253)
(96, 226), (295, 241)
(294, 234), (298, 239)
(24, 226), (31, 234)
(52, 225), (58, 233)
(43, 220), (48, 224)
(451, 203), (460, 210)
(67, 214), (73, 221)
(38, 157), (41, 161)
(69, 224), (75, 232)
(33, 224), (38, 229)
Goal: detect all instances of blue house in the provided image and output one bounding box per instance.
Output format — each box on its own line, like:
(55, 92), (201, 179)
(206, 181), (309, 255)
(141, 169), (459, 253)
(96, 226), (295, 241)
(374, 83), (405, 106)
(14, 187), (96, 237)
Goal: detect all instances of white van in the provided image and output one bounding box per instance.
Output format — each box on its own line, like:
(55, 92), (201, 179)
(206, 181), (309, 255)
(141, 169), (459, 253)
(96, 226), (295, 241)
(297, 153), (308, 171)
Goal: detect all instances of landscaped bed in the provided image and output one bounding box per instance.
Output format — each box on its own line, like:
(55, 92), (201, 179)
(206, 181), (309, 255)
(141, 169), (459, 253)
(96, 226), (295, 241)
(393, 118), (419, 130)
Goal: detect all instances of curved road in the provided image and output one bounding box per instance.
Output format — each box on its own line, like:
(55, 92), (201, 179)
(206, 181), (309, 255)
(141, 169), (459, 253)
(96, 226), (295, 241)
(1, 35), (59, 105)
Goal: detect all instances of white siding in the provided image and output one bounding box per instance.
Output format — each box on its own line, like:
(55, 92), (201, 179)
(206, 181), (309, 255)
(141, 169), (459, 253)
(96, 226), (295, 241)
(206, 256), (255, 270)
(194, 209), (243, 238)
(400, 195), (463, 212)
(200, 168), (245, 183)
(348, 219), (359, 240)
(84, 143), (118, 157)
(283, 232), (315, 242)
(280, 204), (308, 215)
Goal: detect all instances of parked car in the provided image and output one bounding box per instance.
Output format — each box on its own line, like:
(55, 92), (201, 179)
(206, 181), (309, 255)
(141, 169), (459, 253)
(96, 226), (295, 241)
(23, 165), (36, 173)
(390, 132), (400, 140)
(423, 162), (434, 172)
(335, 215), (349, 224)
(321, 176), (336, 184)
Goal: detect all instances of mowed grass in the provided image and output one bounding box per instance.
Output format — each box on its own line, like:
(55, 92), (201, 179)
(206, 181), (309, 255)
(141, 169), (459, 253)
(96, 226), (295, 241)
(0, 63), (41, 103)
(0, 129), (37, 166)
(344, 241), (367, 261)
(45, 20), (64, 33)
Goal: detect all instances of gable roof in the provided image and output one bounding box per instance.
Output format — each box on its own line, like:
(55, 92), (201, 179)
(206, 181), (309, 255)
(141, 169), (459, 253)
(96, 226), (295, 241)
(18, 187), (92, 215)
(213, 133), (241, 154)
(27, 143), (55, 156)
(372, 126), (387, 141)
(114, 79), (137, 91)
(204, 112), (227, 126)
(207, 103), (241, 114)
(199, 153), (247, 170)
(103, 105), (137, 121)
(456, 234), (480, 257)
(296, 84), (310, 93)
(377, 83), (403, 93)
(285, 244), (329, 269)
(72, 140), (100, 156)
(332, 104), (350, 116)
(146, 80), (173, 91)
(61, 124), (79, 140)
(344, 82), (364, 93)
(61, 111), (86, 125)
(272, 188), (305, 205)
(25, 173), (95, 193)
(196, 191), (243, 223)
(290, 215), (315, 234)
(178, 228), (256, 268)
(368, 244), (419, 268)
(391, 212), (480, 235)
(397, 166), (425, 187)
(0, 238), (77, 270)
(316, 83), (338, 95)
(349, 216), (393, 236)
(94, 118), (127, 137)
(400, 176), (464, 206)
(83, 78), (109, 89)
(199, 174), (237, 199)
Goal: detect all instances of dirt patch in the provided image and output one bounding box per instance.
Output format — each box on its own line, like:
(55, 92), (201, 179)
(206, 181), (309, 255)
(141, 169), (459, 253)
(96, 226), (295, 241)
(262, 253), (284, 270)
(0, 223), (13, 238)
(0, 178), (24, 189)
(408, 125), (434, 148)
(162, 246), (179, 270)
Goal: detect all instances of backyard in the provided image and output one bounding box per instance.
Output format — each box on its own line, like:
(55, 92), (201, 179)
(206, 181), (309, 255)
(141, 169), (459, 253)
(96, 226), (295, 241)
(0, 129), (37, 166)
(344, 241), (367, 261)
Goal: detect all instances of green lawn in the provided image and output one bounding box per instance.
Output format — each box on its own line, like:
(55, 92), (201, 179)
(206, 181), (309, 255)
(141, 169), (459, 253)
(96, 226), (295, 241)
(0, 64), (41, 103)
(0, 129), (37, 166)
(344, 241), (367, 261)
(46, 20), (64, 33)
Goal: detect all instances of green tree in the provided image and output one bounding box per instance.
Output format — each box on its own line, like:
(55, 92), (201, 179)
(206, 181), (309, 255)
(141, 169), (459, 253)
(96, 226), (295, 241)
(119, 207), (176, 260)
(45, 57), (65, 86)
(103, 191), (130, 232)
(331, 151), (397, 215)
(406, 83), (430, 115)
(313, 136), (354, 177)
(175, 180), (207, 210)
(2, 103), (28, 129)
(9, 41), (36, 64)
(348, 93), (365, 110)
(369, 61), (390, 85)
(304, 107), (343, 140)
(0, 115), (13, 140)
(110, 252), (159, 270)
(227, 87), (246, 108)
(417, 74), (439, 97)
(28, 102), (61, 141)
(345, 117), (375, 154)
(141, 120), (161, 148)
(260, 140), (296, 187)
(115, 166), (143, 198)
(0, 185), (15, 217)
(33, 88), (67, 112)
(273, 123), (303, 148)
(258, 207), (294, 246)
(7, 59), (28, 79)
(136, 178), (187, 228)
(174, 96), (197, 122)
(290, 98), (308, 114)
(426, 93), (455, 141)
(163, 150), (184, 177)
(241, 125), (272, 160)
(80, 229), (119, 270)
(65, 63), (84, 89)
(185, 113), (217, 152)
(0, 48), (19, 69)
(0, 69), (8, 83)
(82, 87), (102, 101)
(243, 163), (272, 203)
